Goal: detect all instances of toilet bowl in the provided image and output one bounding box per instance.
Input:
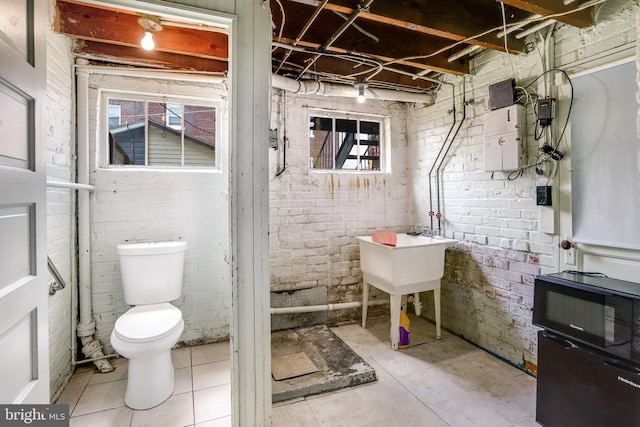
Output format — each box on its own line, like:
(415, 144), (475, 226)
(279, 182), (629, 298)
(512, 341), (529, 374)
(111, 303), (184, 409)
(110, 241), (187, 410)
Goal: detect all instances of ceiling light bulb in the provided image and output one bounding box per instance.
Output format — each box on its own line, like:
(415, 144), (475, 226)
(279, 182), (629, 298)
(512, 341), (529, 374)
(356, 83), (367, 103)
(138, 16), (162, 51)
(141, 31), (155, 51)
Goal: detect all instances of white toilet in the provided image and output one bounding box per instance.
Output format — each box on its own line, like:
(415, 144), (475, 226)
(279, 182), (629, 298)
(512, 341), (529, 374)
(110, 240), (187, 410)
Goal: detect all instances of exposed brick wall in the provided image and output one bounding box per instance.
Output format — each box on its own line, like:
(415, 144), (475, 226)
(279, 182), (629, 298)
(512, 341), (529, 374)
(46, 12), (76, 400)
(407, 4), (638, 370)
(268, 91), (414, 328)
(85, 73), (231, 352)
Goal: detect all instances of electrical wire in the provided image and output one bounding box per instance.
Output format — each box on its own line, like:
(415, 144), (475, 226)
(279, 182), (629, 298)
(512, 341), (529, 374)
(524, 68), (574, 150)
(354, 0), (607, 77)
(500, 2), (517, 77)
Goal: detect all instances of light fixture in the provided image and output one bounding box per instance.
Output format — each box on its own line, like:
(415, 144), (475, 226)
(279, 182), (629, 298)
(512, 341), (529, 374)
(137, 16), (162, 51)
(355, 82), (367, 103)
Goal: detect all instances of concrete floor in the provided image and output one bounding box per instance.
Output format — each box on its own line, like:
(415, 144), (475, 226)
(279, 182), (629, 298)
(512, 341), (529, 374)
(57, 313), (537, 426)
(271, 324), (376, 402)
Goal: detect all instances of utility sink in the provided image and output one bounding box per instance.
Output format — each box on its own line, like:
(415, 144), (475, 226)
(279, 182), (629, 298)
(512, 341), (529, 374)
(356, 234), (456, 350)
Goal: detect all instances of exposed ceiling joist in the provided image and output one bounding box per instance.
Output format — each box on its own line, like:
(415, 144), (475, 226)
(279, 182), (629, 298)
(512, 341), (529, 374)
(55, 0), (228, 66)
(53, 0), (614, 95)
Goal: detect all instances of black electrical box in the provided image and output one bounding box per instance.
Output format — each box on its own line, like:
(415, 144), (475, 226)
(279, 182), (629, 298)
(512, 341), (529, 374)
(489, 79), (516, 110)
(536, 186), (552, 206)
(538, 98), (555, 127)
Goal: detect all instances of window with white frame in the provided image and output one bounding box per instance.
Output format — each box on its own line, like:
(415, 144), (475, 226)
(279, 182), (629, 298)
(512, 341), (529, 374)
(309, 112), (383, 171)
(107, 97), (217, 167)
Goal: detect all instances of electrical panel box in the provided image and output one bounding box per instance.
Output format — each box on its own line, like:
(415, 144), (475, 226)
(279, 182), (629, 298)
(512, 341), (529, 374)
(483, 104), (525, 172)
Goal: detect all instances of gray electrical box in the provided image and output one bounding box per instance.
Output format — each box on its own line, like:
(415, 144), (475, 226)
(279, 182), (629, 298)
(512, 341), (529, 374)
(483, 104), (525, 172)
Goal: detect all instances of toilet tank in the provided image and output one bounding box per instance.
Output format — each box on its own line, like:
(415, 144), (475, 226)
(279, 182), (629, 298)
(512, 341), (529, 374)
(117, 241), (187, 305)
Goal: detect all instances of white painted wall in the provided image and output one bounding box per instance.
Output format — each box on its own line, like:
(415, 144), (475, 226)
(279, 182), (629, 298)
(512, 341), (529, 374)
(46, 3), (76, 400)
(84, 72), (231, 352)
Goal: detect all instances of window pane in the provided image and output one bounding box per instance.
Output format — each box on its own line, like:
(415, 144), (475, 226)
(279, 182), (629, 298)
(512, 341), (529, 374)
(166, 104), (182, 129)
(108, 99), (145, 165)
(359, 120), (380, 171)
(183, 105), (216, 166)
(309, 115), (383, 171)
(148, 102), (181, 166)
(310, 116), (333, 169)
(108, 105), (121, 127)
(336, 118), (358, 170)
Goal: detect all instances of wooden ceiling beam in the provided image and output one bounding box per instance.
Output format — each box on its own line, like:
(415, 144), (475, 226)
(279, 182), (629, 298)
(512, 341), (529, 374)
(294, 0), (526, 53)
(273, 38), (468, 76)
(75, 40), (228, 73)
(55, 0), (228, 61)
(498, 0), (595, 28)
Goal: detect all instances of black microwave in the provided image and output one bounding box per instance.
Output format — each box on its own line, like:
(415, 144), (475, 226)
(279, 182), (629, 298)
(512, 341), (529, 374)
(533, 272), (640, 363)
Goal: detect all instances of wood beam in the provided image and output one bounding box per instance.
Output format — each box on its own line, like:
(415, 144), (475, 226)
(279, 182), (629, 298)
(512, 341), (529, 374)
(273, 38), (469, 76)
(499, 0), (595, 28)
(75, 40), (228, 73)
(287, 0), (526, 53)
(55, 0), (228, 61)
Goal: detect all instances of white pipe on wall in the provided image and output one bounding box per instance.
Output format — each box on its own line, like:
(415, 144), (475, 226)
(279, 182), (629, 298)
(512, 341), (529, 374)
(271, 74), (435, 105)
(270, 299), (387, 315)
(75, 59), (113, 373)
(47, 180), (95, 191)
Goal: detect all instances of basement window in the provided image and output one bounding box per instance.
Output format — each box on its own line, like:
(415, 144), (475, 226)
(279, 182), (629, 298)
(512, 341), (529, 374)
(309, 112), (385, 171)
(106, 97), (217, 167)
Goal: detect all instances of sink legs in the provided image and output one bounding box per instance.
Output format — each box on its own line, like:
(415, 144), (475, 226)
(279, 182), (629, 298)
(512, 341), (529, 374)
(389, 294), (402, 351)
(362, 281), (369, 328)
(434, 288), (441, 340)
(360, 279), (442, 349)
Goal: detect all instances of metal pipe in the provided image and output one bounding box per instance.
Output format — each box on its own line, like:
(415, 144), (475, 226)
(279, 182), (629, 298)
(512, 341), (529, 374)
(276, 0), (329, 73)
(435, 78), (467, 234)
(496, 14), (542, 38)
(47, 180), (95, 191)
(427, 82), (457, 230)
(515, 19), (555, 40)
(447, 45), (482, 63)
(298, 0), (375, 78)
(272, 41), (449, 88)
(272, 73), (435, 104)
(270, 299), (387, 315)
(75, 60), (113, 373)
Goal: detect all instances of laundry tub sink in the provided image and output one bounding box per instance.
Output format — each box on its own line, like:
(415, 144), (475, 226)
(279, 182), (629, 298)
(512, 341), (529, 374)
(356, 234), (456, 349)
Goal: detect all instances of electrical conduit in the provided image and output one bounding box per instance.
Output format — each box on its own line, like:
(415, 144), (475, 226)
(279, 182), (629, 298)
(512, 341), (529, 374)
(435, 78), (467, 234)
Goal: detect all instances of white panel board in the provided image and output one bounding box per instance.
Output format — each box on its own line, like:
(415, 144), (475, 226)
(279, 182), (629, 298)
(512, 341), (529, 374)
(0, 205), (31, 292)
(0, 81), (31, 168)
(0, 312), (35, 403)
(0, 0), (29, 62)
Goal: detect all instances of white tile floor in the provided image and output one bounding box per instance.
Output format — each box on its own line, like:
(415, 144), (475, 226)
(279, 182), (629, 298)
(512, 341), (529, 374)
(58, 314), (538, 426)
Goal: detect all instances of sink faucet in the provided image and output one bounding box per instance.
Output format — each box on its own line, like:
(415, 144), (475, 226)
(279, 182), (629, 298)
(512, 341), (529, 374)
(415, 223), (432, 236)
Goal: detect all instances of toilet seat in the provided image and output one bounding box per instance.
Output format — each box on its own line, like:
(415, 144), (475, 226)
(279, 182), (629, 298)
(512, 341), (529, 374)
(114, 303), (183, 343)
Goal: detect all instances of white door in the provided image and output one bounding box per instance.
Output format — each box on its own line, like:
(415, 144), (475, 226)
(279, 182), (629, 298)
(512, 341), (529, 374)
(558, 59), (640, 279)
(0, 0), (49, 403)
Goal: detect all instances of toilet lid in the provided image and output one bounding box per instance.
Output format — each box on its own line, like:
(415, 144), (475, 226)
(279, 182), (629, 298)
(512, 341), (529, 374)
(114, 303), (183, 343)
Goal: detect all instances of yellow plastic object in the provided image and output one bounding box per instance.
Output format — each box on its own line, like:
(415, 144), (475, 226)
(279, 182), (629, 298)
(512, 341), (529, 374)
(398, 309), (411, 349)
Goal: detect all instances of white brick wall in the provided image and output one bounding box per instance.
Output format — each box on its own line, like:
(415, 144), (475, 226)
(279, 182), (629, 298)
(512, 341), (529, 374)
(46, 5), (76, 400)
(268, 91), (415, 325)
(267, 3), (638, 369)
(85, 73), (231, 352)
(407, 4), (638, 371)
